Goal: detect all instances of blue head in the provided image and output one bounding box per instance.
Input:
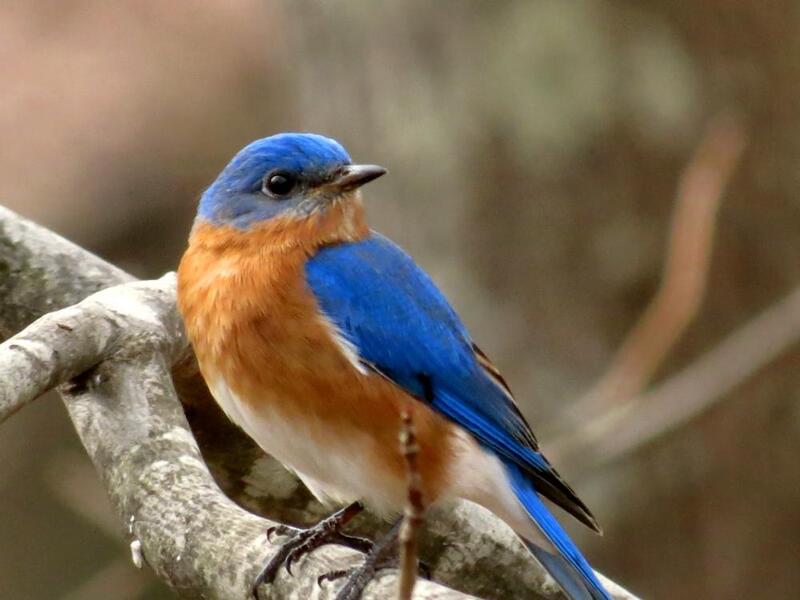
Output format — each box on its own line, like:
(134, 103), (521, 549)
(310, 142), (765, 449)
(197, 133), (386, 229)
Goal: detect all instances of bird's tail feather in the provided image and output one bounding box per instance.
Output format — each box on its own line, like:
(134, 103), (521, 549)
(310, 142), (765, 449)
(506, 463), (611, 600)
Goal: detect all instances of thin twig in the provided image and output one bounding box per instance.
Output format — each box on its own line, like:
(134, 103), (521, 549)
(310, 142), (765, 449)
(398, 410), (425, 600)
(552, 284), (800, 472)
(568, 114), (746, 423)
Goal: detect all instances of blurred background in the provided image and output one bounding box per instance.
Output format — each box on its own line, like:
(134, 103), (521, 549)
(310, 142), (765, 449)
(1, 1), (799, 598)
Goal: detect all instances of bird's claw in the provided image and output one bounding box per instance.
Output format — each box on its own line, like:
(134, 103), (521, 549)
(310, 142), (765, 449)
(316, 546), (431, 600)
(284, 542), (310, 576)
(318, 569), (350, 587)
(253, 531), (374, 598)
(266, 524), (297, 543)
(317, 555), (431, 586)
(254, 527), (330, 592)
(280, 531), (372, 576)
(251, 503), (368, 599)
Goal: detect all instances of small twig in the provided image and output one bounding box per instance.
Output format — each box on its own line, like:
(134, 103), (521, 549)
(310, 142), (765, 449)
(552, 284), (800, 472)
(398, 410), (425, 600)
(569, 114), (746, 422)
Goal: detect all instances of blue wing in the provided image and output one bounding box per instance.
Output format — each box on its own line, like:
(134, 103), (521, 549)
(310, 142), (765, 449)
(304, 232), (597, 531)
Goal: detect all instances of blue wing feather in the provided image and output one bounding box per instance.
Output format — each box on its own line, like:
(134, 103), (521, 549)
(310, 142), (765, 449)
(508, 463), (611, 600)
(306, 234), (533, 445)
(305, 232), (597, 530)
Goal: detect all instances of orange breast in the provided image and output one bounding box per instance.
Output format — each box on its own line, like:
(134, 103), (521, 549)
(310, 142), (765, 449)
(177, 215), (458, 507)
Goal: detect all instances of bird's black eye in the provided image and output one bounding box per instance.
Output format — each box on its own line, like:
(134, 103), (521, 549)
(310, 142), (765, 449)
(263, 171), (297, 197)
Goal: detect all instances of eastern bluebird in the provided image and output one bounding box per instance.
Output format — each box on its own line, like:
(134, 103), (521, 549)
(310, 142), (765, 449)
(177, 133), (611, 600)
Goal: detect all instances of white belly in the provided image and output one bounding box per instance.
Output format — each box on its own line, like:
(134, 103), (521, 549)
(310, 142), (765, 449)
(209, 377), (555, 550)
(208, 377), (407, 515)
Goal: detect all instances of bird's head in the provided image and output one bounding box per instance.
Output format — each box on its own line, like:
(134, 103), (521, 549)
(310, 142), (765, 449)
(196, 133), (386, 230)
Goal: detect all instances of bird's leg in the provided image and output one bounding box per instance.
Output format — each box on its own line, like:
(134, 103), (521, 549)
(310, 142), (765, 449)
(319, 517), (429, 600)
(252, 501), (369, 598)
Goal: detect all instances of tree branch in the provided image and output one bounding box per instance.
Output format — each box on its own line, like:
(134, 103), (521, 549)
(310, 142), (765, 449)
(0, 284), (139, 423)
(0, 205), (637, 599)
(569, 114), (746, 421)
(550, 283), (800, 473)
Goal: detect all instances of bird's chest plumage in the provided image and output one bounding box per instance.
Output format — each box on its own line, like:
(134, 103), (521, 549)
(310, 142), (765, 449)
(177, 224), (456, 512)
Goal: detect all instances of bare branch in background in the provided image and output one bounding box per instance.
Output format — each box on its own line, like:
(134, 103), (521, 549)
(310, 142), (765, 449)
(547, 114), (759, 474)
(553, 284), (800, 473)
(398, 410), (425, 600)
(569, 114), (747, 422)
(545, 113), (800, 481)
(0, 205), (638, 599)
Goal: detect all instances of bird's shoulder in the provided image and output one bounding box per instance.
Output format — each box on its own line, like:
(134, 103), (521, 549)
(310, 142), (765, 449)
(305, 231), (523, 427)
(305, 232), (473, 370)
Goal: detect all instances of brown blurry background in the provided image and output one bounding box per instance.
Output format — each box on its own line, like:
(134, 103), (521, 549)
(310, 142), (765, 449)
(1, 1), (799, 598)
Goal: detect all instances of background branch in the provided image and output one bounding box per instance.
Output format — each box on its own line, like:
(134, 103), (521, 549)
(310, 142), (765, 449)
(551, 283), (800, 473)
(567, 114), (747, 423)
(541, 114), (800, 479)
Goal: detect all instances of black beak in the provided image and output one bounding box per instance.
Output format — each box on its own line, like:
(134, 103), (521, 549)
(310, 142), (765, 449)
(332, 164), (387, 191)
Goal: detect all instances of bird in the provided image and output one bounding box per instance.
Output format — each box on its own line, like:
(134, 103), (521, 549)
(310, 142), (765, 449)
(177, 132), (611, 600)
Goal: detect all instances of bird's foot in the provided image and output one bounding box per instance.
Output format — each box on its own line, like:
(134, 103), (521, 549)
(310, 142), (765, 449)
(320, 554), (432, 600)
(252, 502), (366, 599)
(317, 518), (429, 600)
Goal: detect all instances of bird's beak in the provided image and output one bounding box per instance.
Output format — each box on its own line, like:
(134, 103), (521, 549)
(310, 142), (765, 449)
(331, 164), (387, 191)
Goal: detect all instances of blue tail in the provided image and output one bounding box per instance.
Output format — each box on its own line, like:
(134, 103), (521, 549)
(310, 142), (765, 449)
(506, 463), (611, 600)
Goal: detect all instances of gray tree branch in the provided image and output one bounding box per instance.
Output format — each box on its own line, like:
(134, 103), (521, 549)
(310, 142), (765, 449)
(0, 205), (636, 599)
